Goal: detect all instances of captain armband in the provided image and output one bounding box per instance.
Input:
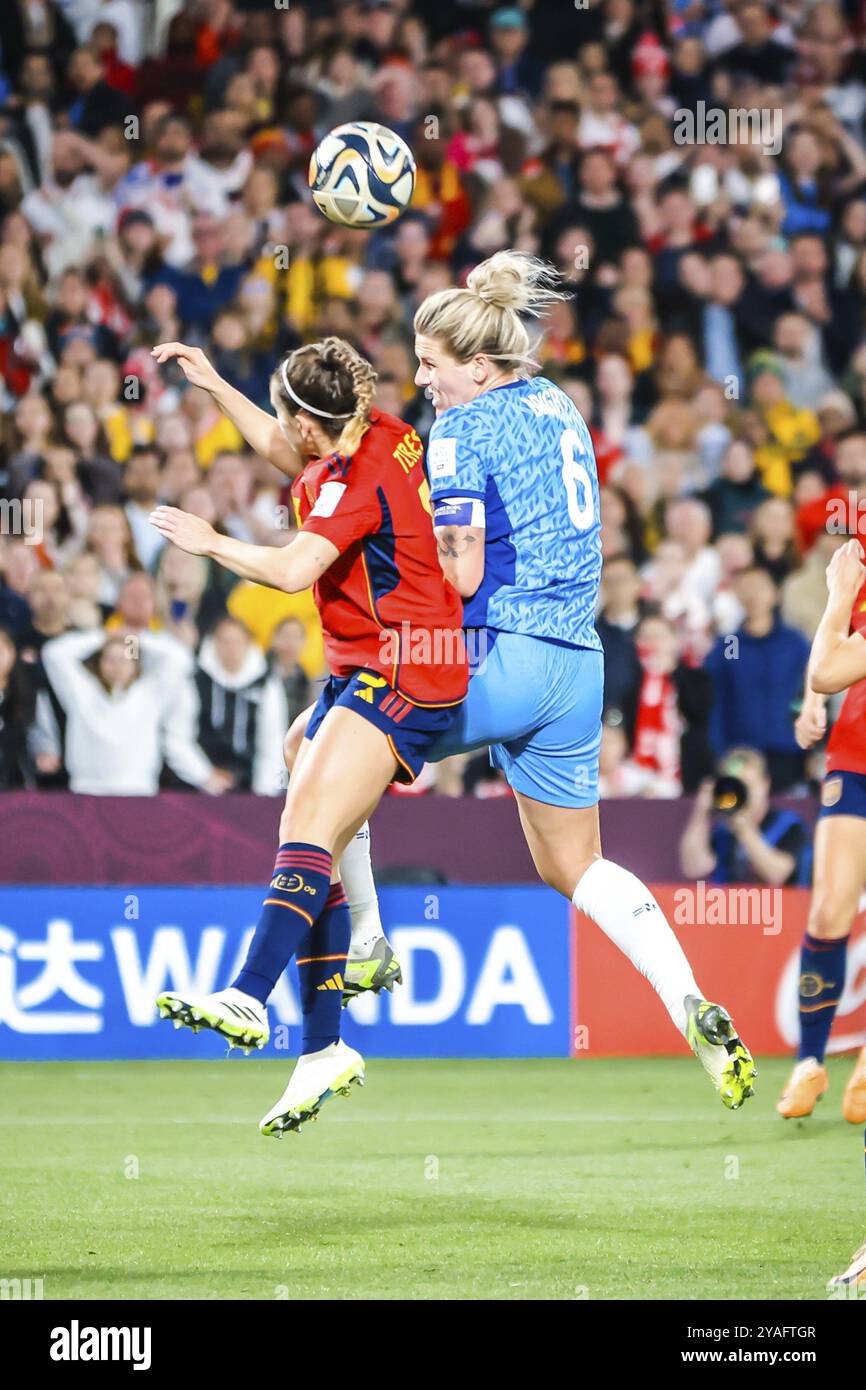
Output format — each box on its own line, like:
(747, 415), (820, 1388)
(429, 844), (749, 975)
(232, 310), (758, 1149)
(432, 497), (486, 529)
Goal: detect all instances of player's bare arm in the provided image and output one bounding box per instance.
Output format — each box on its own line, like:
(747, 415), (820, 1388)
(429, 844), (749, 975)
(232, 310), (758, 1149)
(431, 495), (486, 596)
(433, 523), (485, 596)
(150, 505), (338, 593)
(810, 539), (866, 694)
(794, 686), (827, 750)
(151, 342), (304, 479)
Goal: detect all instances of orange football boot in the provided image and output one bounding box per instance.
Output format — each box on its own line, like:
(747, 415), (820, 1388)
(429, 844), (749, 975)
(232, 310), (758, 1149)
(776, 1058), (829, 1118)
(842, 1046), (866, 1124)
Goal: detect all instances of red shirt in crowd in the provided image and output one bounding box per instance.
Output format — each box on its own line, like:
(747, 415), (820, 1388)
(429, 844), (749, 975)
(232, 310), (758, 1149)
(795, 485), (866, 553)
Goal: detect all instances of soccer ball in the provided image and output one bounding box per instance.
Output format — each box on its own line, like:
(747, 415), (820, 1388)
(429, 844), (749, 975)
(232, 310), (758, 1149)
(309, 122), (416, 229)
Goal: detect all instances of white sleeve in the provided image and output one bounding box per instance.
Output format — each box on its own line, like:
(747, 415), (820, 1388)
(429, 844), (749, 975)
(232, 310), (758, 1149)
(253, 675), (289, 797)
(28, 689), (62, 759)
(159, 673), (213, 790)
(40, 630), (103, 711)
(136, 630), (195, 679)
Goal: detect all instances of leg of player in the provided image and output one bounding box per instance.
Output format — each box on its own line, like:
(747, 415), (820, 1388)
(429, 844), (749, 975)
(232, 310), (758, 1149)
(339, 821), (402, 1001)
(514, 793), (756, 1110)
(284, 705), (401, 1004)
(257, 799), (382, 1139)
(777, 812), (866, 1122)
(157, 707), (398, 1133)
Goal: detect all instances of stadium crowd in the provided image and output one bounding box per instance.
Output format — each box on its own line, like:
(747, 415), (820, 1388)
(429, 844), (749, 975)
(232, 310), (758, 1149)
(0, 0), (864, 802)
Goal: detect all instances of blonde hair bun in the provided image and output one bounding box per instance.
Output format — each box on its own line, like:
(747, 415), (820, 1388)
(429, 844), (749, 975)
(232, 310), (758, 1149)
(465, 251), (567, 318)
(415, 252), (569, 376)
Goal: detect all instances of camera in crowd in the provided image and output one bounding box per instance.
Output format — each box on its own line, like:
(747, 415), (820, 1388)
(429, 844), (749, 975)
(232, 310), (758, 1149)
(712, 757), (750, 815)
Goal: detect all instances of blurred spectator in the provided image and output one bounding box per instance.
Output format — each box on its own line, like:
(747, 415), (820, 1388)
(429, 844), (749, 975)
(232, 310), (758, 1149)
(664, 497), (721, 605)
(62, 400), (123, 505)
(704, 566), (810, 791)
(680, 748), (809, 888)
(781, 530), (846, 641)
(796, 432), (866, 552)
(0, 2), (76, 85)
(266, 617), (313, 732)
(598, 705), (698, 800)
(703, 440), (771, 537)
(63, 551), (105, 630)
(65, 45), (132, 137)
(122, 444), (164, 570)
(748, 497), (798, 585)
(154, 545), (226, 647)
(595, 551), (644, 734)
(0, 539), (37, 639)
(631, 612), (713, 795)
(194, 616), (285, 792)
(0, 624), (34, 787)
(85, 505), (140, 607)
(18, 567), (70, 656)
(36, 628), (223, 796)
(641, 536), (713, 662)
(489, 7), (543, 100)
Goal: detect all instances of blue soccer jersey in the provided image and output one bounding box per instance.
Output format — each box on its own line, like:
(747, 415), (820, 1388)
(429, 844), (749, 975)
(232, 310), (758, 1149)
(427, 378), (602, 651)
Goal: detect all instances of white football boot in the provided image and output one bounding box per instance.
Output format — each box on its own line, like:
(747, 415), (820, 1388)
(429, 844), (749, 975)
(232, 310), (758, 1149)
(260, 1039), (365, 1137)
(828, 1237), (866, 1293)
(156, 986), (269, 1052)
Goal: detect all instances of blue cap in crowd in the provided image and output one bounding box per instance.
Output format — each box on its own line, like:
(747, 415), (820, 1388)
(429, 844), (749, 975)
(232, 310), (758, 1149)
(491, 7), (528, 30)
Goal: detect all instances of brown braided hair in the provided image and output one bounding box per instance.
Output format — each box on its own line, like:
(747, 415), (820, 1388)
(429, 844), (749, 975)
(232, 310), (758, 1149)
(270, 336), (377, 458)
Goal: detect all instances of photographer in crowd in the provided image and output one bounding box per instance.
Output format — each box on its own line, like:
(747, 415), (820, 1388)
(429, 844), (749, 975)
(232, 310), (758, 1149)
(679, 747), (809, 887)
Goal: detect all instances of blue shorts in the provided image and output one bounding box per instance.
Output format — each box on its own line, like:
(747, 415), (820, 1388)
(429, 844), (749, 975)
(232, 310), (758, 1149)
(427, 630), (603, 808)
(817, 769), (866, 819)
(306, 669), (463, 785)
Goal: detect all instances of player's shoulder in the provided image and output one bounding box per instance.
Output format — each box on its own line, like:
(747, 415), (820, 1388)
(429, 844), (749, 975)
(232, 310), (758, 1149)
(301, 411), (412, 487)
(363, 407), (414, 444)
(517, 376), (584, 425)
(429, 387), (511, 449)
(358, 408), (423, 470)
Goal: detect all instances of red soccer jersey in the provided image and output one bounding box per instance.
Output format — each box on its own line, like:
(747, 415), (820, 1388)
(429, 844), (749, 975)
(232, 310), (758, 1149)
(292, 409), (468, 706)
(826, 579), (866, 775)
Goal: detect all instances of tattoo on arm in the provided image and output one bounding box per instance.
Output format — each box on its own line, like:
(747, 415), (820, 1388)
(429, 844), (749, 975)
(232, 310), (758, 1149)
(436, 529), (478, 560)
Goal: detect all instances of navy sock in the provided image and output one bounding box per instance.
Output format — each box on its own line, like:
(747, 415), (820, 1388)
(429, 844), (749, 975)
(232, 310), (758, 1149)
(798, 933), (849, 1063)
(233, 843), (333, 1004)
(296, 882), (350, 1055)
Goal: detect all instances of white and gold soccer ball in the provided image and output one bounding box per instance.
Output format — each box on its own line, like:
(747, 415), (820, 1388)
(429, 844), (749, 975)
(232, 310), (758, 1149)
(309, 121), (417, 229)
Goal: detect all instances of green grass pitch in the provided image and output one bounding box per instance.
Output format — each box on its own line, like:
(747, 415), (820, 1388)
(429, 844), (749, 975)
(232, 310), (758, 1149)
(1, 1056), (862, 1301)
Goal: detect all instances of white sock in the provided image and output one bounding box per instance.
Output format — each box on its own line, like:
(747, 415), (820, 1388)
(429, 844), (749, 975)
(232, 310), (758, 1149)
(339, 822), (384, 958)
(572, 859), (700, 1036)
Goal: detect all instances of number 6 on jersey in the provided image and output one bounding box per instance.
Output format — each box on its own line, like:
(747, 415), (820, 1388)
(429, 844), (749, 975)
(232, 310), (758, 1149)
(561, 428), (595, 530)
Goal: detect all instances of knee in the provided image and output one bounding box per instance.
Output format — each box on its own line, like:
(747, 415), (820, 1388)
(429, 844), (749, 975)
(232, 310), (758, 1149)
(278, 776), (314, 843)
(534, 849), (600, 900)
(807, 892), (857, 940)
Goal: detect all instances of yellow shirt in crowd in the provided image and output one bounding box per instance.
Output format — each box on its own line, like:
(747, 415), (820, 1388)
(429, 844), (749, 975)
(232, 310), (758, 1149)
(227, 580), (325, 679)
